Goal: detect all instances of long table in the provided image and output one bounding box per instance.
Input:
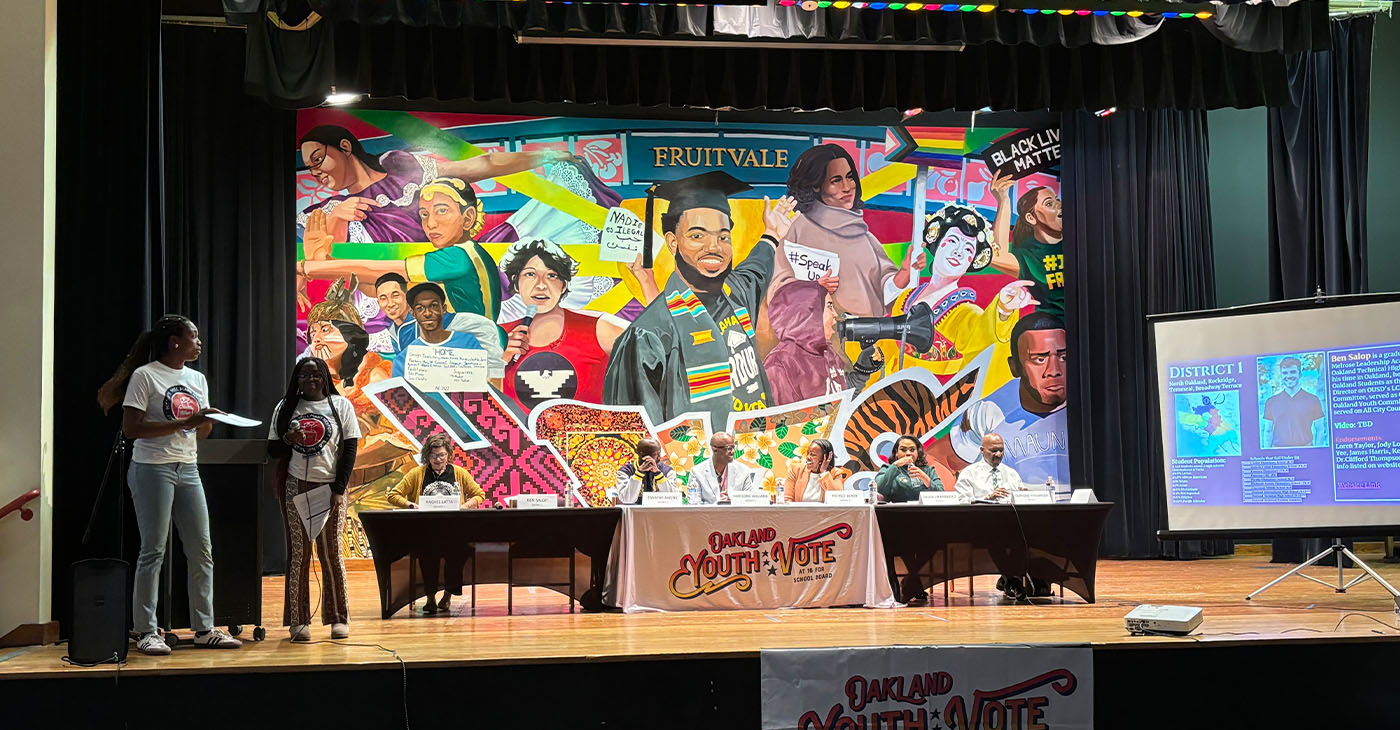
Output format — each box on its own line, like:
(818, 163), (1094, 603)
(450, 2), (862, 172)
(605, 504), (898, 613)
(358, 502), (1111, 618)
(874, 502), (1114, 603)
(358, 508), (622, 619)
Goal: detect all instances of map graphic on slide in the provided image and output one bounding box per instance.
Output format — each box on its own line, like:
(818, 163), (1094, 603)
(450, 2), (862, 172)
(1174, 391), (1240, 457)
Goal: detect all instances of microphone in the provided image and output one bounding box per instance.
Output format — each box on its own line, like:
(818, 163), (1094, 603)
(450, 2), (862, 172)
(510, 304), (540, 364)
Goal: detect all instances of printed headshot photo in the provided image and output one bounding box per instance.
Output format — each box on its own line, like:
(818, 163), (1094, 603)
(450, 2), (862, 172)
(1175, 390), (1241, 457)
(1256, 352), (1329, 450)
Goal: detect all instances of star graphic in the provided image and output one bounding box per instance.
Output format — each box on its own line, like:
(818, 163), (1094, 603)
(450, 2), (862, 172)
(930, 710), (940, 720)
(768, 565), (778, 576)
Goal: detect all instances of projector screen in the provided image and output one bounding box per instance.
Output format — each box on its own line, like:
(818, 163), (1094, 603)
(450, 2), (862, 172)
(1152, 296), (1400, 534)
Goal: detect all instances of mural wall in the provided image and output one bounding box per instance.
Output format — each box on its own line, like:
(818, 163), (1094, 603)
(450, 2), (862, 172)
(294, 110), (1068, 556)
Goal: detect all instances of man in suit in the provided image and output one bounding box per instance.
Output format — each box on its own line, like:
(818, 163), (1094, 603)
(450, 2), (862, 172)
(689, 432), (764, 504)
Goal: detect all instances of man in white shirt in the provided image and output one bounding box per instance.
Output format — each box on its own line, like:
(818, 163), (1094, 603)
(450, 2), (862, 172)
(611, 438), (683, 505)
(954, 434), (1025, 503)
(689, 432), (763, 504)
(954, 434), (1048, 600)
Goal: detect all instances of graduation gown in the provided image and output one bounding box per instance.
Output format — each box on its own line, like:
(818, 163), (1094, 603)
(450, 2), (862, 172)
(603, 242), (776, 430)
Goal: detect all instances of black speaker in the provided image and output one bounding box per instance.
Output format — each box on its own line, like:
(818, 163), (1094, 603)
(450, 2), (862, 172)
(68, 558), (130, 664)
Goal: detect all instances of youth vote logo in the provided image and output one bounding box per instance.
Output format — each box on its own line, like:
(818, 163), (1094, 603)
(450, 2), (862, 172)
(162, 385), (200, 421)
(291, 413), (332, 455)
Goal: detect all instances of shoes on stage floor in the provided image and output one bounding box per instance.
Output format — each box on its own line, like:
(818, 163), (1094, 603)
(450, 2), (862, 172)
(437, 594), (451, 612)
(289, 625), (311, 642)
(192, 628), (242, 649)
(419, 602), (440, 616)
(136, 632), (171, 656)
(1031, 578), (1053, 597)
(331, 623), (349, 640)
(998, 576), (1026, 601)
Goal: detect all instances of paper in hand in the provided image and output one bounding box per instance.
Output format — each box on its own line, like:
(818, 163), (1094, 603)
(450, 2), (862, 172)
(292, 485), (334, 540)
(206, 412), (263, 428)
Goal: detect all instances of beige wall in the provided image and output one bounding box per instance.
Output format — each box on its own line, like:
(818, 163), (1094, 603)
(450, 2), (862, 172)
(0, 0), (56, 636)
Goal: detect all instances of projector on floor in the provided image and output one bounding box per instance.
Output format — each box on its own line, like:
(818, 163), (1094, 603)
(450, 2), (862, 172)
(1124, 605), (1203, 636)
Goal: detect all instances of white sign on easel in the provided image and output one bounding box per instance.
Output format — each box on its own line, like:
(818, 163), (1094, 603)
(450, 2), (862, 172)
(403, 345), (489, 393)
(783, 241), (841, 282)
(599, 207), (647, 263)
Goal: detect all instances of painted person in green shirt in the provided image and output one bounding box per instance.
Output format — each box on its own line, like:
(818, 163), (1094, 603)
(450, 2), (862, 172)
(875, 434), (945, 503)
(986, 173), (1065, 322)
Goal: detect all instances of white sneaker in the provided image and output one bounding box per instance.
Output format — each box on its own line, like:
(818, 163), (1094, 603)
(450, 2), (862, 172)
(191, 628), (242, 649)
(289, 624), (311, 642)
(136, 632), (171, 656)
(331, 623), (349, 640)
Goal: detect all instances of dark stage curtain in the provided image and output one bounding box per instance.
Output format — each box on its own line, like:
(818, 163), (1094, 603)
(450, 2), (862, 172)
(52, 8), (296, 633)
(1061, 109), (1231, 558)
(1266, 16), (1374, 564)
(240, 4), (1318, 111)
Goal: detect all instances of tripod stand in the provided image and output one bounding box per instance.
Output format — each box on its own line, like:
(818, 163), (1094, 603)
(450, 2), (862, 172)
(83, 427), (183, 643)
(1246, 538), (1400, 613)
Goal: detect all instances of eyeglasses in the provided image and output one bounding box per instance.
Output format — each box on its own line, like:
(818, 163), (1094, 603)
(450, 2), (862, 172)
(306, 146), (328, 172)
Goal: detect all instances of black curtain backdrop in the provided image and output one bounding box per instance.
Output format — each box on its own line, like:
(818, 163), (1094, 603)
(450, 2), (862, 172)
(240, 3), (1322, 111)
(1061, 109), (1231, 558)
(1266, 16), (1374, 564)
(52, 8), (296, 633)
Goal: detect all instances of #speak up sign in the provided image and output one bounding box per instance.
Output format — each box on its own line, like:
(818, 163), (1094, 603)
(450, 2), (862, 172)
(761, 645), (1092, 730)
(980, 127), (1061, 180)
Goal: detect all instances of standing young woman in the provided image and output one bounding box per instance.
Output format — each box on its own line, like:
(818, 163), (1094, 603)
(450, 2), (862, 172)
(96, 315), (242, 655)
(267, 357), (360, 642)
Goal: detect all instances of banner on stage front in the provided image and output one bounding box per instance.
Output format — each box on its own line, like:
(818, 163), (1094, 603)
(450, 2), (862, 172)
(760, 645), (1093, 730)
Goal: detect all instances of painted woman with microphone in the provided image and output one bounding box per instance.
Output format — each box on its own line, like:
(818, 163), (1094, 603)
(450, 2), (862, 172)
(267, 357), (360, 642)
(96, 315), (242, 655)
(498, 239), (629, 412)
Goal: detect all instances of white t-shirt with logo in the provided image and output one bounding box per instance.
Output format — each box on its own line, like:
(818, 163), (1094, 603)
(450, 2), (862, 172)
(123, 361), (209, 465)
(268, 395), (361, 482)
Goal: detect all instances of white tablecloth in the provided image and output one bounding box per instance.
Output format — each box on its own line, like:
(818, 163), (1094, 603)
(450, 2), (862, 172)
(604, 505), (898, 613)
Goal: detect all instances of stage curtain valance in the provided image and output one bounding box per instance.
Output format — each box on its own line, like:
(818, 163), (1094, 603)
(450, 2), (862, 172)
(236, 0), (1324, 111)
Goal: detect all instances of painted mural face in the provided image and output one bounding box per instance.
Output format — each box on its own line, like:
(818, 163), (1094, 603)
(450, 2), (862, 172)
(516, 256), (566, 315)
(931, 229), (978, 279)
(821, 295), (838, 341)
(411, 293), (447, 334)
(376, 281), (409, 323)
(418, 196), (475, 248)
(307, 320), (347, 369)
(820, 157), (858, 210)
(667, 208), (733, 281)
(1016, 328), (1067, 409)
(300, 141), (353, 192)
(1031, 188), (1063, 236)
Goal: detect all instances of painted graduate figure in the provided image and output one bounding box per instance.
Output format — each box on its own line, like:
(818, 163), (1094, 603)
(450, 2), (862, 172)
(602, 171), (798, 430)
(96, 315), (242, 655)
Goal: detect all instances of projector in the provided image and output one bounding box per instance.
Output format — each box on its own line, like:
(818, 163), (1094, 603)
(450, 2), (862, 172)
(1124, 605), (1203, 636)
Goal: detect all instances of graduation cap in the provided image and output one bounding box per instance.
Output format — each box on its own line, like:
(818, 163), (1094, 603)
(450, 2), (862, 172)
(643, 171), (753, 269)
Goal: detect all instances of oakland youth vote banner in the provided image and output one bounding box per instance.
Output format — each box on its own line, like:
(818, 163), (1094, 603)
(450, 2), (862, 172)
(606, 505), (897, 612)
(761, 645), (1093, 730)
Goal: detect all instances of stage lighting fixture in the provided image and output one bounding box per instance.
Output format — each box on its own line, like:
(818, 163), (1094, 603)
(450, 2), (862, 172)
(1124, 605), (1203, 636)
(325, 86), (363, 106)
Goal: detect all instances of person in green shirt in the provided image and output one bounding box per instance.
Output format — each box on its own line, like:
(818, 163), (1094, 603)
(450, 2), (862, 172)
(987, 173), (1065, 322)
(877, 434), (946, 604)
(875, 435), (945, 503)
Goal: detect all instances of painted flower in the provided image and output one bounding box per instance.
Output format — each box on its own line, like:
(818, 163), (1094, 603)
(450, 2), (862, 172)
(755, 433), (776, 452)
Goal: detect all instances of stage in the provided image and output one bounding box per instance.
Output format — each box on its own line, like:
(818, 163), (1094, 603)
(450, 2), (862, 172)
(4, 553), (1400, 727)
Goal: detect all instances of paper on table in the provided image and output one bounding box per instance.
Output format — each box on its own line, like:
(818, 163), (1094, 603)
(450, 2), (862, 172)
(292, 485), (333, 540)
(782, 241), (840, 282)
(206, 412), (262, 428)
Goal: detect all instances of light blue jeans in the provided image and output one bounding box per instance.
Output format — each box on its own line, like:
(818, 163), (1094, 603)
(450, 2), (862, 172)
(128, 461), (215, 634)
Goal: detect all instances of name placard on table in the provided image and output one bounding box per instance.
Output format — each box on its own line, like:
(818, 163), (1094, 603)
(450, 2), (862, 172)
(823, 490), (868, 506)
(1011, 491), (1056, 505)
(918, 491), (962, 506)
(729, 491), (772, 506)
(641, 492), (685, 507)
(512, 494), (559, 510)
(418, 495), (459, 511)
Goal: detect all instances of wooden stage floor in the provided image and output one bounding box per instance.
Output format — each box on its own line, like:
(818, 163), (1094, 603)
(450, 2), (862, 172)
(5, 553), (1400, 679)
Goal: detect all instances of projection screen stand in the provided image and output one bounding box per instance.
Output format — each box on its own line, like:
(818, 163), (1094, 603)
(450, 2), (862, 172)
(1246, 538), (1400, 613)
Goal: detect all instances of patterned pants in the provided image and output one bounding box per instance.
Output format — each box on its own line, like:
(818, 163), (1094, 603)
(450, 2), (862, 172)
(280, 476), (349, 626)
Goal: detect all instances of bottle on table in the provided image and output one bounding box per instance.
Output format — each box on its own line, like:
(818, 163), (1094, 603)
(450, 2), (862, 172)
(1045, 476), (1056, 503)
